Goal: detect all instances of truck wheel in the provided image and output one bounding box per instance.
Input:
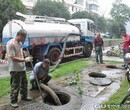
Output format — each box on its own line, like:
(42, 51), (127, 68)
(48, 48), (61, 65)
(83, 43), (92, 57)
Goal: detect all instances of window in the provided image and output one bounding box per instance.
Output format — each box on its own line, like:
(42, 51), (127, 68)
(72, 6), (74, 11)
(75, 24), (81, 30)
(87, 22), (90, 31)
(87, 22), (95, 32)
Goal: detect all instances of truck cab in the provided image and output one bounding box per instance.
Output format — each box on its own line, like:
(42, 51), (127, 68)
(68, 19), (95, 57)
(68, 19), (95, 41)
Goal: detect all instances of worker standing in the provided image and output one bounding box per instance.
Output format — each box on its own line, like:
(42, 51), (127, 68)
(94, 33), (104, 64)
(6, 29), (33, 108)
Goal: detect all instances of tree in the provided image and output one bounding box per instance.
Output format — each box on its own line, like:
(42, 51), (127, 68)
(90, 13), (107, 33)
(0, 0), (26, 37)
(110, 2), (130, 25)
(110, 0), (130, 37)
(72, 11), (91, 19)
(32, 0), (70, 19)
(106, 19), (125, 38)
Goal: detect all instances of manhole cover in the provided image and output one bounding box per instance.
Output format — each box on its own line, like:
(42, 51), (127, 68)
(88, 72), (106, 78)
(106, 65), (117, 69)
(43, 92), (70, 106)
(90, 78), (112, 86)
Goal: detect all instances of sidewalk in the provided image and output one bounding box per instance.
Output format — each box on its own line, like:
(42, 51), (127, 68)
(103, 55), (123, 62)
(91, 48), (123, 63)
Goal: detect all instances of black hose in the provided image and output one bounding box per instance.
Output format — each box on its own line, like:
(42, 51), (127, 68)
(49, 33), (80, 72)
(26, 48), (44, 101)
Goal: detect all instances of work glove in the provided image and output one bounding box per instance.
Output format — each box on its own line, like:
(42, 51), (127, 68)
(25, 56), (33, 62)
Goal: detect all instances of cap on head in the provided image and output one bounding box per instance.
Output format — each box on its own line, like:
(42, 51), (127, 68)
(44, 59), (50, 65)
(17, 29), (27, 37)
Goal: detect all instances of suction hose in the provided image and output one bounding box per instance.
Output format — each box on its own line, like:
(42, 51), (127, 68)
(49, 33), (80, 72)
(27, 48), (62, 105)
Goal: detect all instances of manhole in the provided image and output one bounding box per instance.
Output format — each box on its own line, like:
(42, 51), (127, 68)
(90, 78), (112, 86)
(43, 92), (70, 106)
(106, 65), (118, 69)
(88, 72), (106, 78)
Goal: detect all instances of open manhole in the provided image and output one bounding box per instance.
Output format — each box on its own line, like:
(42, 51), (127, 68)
(90, 78), (112, 86)
(106, 65), (118, 69)
(43, 92), (70, 106)
(88, 72), (106, 78)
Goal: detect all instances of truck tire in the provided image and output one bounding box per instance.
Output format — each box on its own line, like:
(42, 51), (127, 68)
(48, 47), (61, 65)
(83, 43), (92, 57)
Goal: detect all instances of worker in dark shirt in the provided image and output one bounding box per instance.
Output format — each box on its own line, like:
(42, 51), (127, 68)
(94, 33), (104, 64)
(30, 59), (51, 90)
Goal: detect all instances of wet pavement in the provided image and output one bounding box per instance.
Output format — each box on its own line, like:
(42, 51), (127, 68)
(0, 55), (126, 110)
(80, 64), (124, 110)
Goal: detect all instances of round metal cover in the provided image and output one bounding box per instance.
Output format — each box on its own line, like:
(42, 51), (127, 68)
(90, 78), (112, 86)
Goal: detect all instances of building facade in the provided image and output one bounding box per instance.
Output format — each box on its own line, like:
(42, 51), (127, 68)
(21, 0), (99, 14)
(87, 0), (99, 13)
(52, 0), (99, 14)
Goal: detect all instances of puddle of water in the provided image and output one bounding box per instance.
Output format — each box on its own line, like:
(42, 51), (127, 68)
(83, 85), (105, 97)
(102, 69), (123, 79)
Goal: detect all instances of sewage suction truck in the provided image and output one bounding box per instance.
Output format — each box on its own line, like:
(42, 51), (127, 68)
(2, 12), (95, 65)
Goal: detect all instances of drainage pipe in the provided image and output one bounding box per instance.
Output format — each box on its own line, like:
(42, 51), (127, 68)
(40, 83), (62, 105)
(49, 33), (80, 72)
(27, 48), (62, 105)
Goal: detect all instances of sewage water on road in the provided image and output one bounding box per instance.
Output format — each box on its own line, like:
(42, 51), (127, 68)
(0, 63), (125, 110)
(80, 66), (125, 110)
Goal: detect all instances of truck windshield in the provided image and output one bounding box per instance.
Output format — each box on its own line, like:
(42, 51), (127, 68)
(74, 24), (81, 30)
(87, 22), (95, 32)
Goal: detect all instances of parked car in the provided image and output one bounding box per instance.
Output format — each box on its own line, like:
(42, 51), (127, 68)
(103, 34), (112, 39)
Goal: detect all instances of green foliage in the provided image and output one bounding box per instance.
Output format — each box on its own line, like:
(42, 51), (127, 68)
(110, 1), (130, 24)
(109, 0), (130, 37)
(69, 70), (83, 94)
(0, 60), (88, 97)
(106, 20), (125, 38)
(91, 13), (107, 33)
(102, 79), (129, 110)
(32, 0), (70, 19)
(72, 11), (91, 19)
(0, 0), (26, 36)
(76, 72), (83, 94)
(50, 60), (89, 78)
(0, 77), (10, 97)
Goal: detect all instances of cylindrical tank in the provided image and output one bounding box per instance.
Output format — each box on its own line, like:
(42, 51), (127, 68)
(2, 20), (80, 47)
